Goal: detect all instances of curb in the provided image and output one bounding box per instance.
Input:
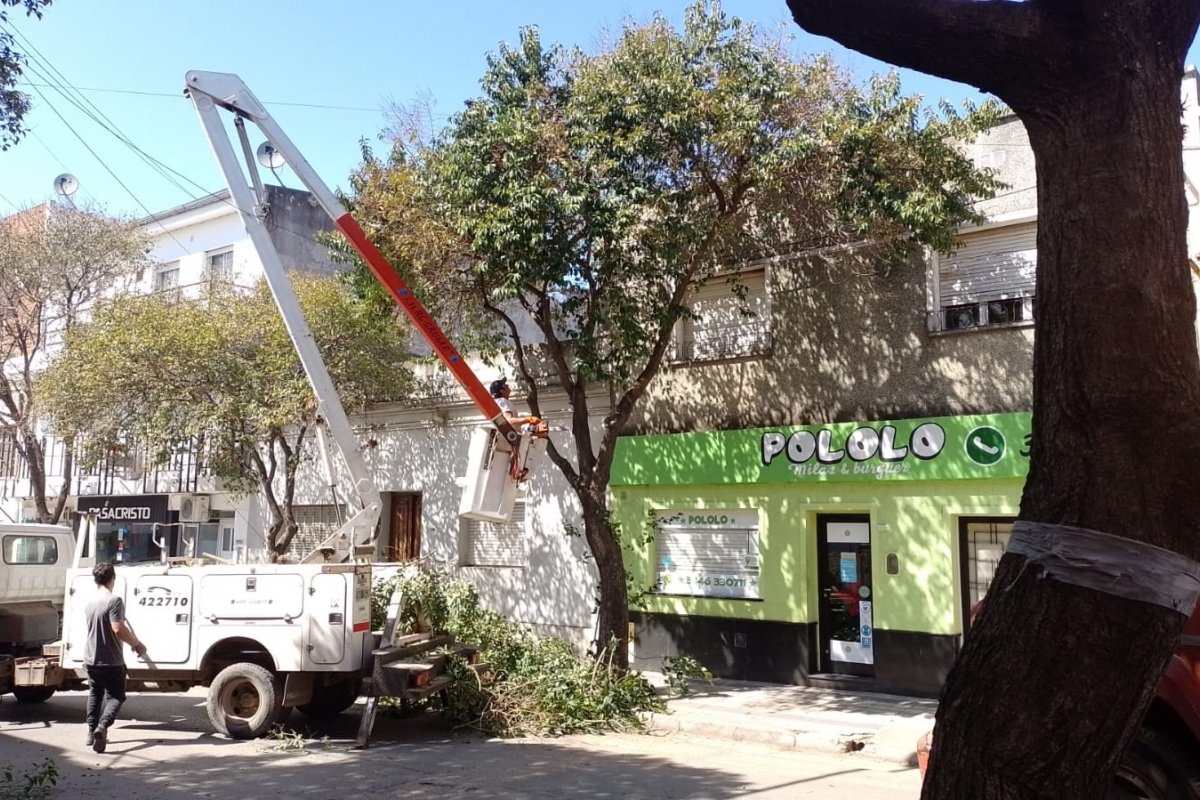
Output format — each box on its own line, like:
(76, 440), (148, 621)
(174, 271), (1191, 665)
(642, 709), (928, 767)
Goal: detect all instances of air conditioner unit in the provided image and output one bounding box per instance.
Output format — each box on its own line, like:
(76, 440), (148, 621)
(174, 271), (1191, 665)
(178, 494), (211, 523)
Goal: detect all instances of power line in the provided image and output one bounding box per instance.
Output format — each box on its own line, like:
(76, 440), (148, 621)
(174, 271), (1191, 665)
(4, 25), (368, 261)
(10, 27), (205, 200)
(18, 81), (384, 113)
(27, 128), (68, 171)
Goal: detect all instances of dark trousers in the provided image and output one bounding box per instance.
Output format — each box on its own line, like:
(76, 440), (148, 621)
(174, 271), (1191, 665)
(85, 665), (127, 732)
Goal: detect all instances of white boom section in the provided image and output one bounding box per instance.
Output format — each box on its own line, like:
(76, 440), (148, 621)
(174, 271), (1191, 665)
(185, 74), (380, 563)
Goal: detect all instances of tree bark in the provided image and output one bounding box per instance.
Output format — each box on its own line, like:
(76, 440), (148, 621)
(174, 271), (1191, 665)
(580, 485), (630, 657)
(785, 1), (1200, 796)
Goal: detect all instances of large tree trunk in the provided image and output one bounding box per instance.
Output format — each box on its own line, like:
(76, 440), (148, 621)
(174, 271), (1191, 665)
(785, 1), (1200, 796)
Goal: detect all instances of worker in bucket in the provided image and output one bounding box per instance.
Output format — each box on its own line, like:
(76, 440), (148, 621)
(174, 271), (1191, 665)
(84, 562), (148, 753)
(489, 377), (547, 437)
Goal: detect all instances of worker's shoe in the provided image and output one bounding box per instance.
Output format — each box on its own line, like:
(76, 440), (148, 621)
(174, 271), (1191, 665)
(85, 729), (95, 748)
(92, 726), (107, 753)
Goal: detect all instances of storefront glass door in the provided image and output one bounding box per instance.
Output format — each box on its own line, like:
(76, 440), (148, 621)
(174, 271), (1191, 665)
(817, 515), (874, 676)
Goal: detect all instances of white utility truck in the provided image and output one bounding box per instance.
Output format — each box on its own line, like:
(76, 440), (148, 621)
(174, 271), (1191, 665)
(0, 71), (545, 745)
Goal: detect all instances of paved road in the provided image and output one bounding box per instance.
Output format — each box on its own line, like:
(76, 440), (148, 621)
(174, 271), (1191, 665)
(0, 689), (923, 799)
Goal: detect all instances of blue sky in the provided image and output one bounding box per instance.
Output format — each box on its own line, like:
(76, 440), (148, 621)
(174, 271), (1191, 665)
(1, 1), (1197, 219)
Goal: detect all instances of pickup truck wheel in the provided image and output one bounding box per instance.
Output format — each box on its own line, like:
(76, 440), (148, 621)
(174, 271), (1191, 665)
(11, 686), (55, 704)
(1112, 727), (1200, 799)
(206, 663), (282, 739)
(296, 676), (361, 719)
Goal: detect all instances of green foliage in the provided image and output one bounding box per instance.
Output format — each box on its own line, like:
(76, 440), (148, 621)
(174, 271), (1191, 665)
(373, 568), (663, 735)
(346, 0), (1002, 655)
(0, 1), (51, 150)
(40, 273), (413, 557)
(662, 654), (713, 697)
(0, 758), (57, 800)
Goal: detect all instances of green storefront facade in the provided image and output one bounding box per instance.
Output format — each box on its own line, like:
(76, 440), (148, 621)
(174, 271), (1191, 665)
(611, 411), (1032, 697)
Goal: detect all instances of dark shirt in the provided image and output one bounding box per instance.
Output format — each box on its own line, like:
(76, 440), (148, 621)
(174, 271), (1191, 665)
(84, 590), (125, 667)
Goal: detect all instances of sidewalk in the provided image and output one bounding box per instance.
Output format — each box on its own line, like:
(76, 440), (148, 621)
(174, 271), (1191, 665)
(643, 678), (937, 766)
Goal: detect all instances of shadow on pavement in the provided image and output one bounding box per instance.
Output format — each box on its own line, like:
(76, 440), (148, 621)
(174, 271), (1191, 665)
(0, 689), (790, 800)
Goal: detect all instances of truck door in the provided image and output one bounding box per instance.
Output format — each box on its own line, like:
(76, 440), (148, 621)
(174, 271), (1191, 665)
(127, 574), (194, 663)
(306, 573), (347, 665)
(62, 573), (127, 667)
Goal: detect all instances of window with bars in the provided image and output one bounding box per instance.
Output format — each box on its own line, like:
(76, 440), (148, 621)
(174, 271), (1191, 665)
(206, 248), (234, 283)
(154, 262), (181, 293)
(959, 518), (1013, 628)
(931, 222), (1036, 333)
(0, 430), (22, 479)
(674, 268), (771, 362)
(459, 500), (526, 567)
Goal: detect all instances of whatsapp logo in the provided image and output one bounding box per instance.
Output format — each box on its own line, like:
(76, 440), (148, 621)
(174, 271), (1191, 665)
(964, 426), (1006, 466)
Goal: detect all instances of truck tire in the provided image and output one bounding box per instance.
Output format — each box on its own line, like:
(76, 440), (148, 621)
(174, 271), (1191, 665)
(11, 686), (55, 704)
(296, 676), (361, 719)
(206, 662), (283, 739)
(1112, 727), (1200, 799)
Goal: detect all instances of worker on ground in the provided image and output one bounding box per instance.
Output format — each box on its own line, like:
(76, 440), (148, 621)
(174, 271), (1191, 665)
(84, 562), (148, 753)
(489, 377), (548, 437)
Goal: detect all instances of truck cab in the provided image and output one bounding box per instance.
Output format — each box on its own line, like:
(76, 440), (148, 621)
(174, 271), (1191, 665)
(0, 524), (74, 657)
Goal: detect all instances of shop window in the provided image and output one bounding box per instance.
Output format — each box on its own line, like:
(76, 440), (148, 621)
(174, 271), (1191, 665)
(459, 501), (525, 567)
(929, 221), (1036, 333)
(674, 268), (771, 362)
(653, 509), (761, 599)
(959, 517), (1013, 629)
(3, 535), (58, 564)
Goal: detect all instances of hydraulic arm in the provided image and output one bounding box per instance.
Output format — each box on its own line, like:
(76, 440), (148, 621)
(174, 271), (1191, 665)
(184, 71), (523, 559)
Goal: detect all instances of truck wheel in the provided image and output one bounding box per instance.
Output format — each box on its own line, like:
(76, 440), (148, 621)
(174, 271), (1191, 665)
(1112, 727), (1200, 799)
(11, 686), (56, 704)
(206, 663), (282, 739)
(296, 676), (362, 719)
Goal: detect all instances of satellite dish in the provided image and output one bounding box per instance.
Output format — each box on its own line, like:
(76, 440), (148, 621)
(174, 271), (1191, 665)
(53, 173), (79, 197)
(256, 141), (285, 169)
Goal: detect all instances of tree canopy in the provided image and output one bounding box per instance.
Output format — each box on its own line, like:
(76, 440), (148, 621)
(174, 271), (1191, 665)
(0, 0), (51, 150)
(344, 0), (1002, 652)
(40, 273), (413, 557)
(0, 201), (148, 522)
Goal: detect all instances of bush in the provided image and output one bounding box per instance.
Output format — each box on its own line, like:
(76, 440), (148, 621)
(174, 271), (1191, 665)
(662, 654), (713, 697)
(372, 568), (663, 735)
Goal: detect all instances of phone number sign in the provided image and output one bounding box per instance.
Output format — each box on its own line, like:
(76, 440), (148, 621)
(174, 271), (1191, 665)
(656, 570), (760, 600)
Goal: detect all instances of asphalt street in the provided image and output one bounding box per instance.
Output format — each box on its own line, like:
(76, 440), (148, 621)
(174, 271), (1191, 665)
(0, 689), (922, 799)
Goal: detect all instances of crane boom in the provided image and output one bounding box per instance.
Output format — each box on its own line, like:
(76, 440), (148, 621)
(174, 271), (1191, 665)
(184, 70), (526, 560)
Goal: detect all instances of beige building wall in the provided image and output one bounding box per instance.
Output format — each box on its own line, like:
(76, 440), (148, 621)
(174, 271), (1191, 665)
(631, 251), (1034, 434)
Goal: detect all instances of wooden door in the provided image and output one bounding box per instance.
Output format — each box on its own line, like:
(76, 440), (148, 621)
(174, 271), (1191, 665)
(388, 493), (422, 562)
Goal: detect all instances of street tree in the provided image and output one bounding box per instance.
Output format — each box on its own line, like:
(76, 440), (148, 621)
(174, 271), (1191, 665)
(39, 274), (413, 559)
(345, 1), (1000, 655)
(0, 0), (52, 149)
(785, 1), (1200, 797)
(0, 202), (148, 523)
